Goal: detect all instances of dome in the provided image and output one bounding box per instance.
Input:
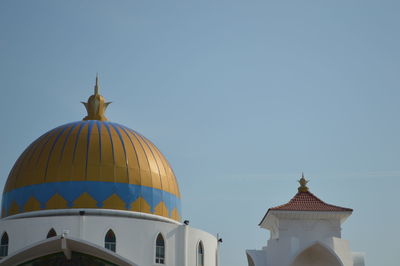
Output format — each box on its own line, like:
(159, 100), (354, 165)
(1, 78), (181, 221)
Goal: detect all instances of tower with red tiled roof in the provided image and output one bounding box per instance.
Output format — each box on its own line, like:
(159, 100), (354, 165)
(246, 174), (365, 266)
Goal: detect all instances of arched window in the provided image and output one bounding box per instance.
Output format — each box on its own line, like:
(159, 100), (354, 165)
(47, 228), (57, 238)
(104, 229), (116, 252)
(0, 232), (8, 258)
(155, 233), (165, 264)
(197, 241), (204, 266)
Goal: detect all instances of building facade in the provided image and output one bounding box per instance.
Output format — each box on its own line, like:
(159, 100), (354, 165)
(0, 77), (218, 266)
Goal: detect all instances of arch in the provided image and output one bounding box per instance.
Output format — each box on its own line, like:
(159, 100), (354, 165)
(47, 228), (57, 238)
(197, 240), (204, 266)
(290, 242), (343, 266)
(155, 233), (165, 264)
(0, 236), (137, 266)
(104, 229), (116, 252)
(0, 232), (8, 257)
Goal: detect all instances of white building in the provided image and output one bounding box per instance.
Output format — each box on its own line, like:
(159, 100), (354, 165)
(0, 78), (219, 266)
(246, 175), (365, 266)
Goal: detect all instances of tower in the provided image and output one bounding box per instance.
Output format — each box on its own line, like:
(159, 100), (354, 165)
(246, 174), (365, 266)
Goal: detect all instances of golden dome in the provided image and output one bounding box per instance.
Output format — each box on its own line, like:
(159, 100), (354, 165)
(1, 78), (181, 221)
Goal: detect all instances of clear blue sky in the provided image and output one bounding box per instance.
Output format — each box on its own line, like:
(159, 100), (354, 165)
(1, 1), (399, 265)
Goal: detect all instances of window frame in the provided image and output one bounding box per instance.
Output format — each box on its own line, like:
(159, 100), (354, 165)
(0, 232), (9, 258)
(47, 228), (57, 238)
(154, 232), (166, 265)
(104, 229), (116, 252)
(196, 240), (205, 266)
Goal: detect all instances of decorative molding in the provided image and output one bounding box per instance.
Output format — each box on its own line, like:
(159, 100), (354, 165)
(2, 209), (182, 225)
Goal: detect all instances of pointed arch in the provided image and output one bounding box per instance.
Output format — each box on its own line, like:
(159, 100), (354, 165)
(46, 228), (57, 238)
(197, 240), (204, 266)
(0, 232), (8, 257)
(290, 242), (343, 266)
(104, 229), (116, 252)
(155, 233), (165, 264)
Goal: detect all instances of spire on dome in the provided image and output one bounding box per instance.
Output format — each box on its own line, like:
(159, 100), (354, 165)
(298, 173), (309, 192)
(82, 75), (111, 121)
(94, 73), (99, 95)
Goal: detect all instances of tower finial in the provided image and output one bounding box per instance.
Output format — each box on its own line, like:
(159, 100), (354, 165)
(94, 73), (99, 95)
(298, 173), (309, 192)
(81, 75), (111, 121)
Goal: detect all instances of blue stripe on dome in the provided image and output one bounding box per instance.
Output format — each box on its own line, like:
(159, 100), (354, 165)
(103, 122), (115, 164)
(35, 127), (60, 165)
(96, 121), (103, 162)
(59, 122), (81, 162)
(2, 181), (181, 217)
(117, 124), (141, 172)
(54, 182), (87, 207)
(72, 122), (86, 163)
(44, 125), (70, 179)
(110, 123), (129, 180)
(85, 120), (95, 179)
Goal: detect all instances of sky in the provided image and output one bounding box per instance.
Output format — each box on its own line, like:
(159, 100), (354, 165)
(0, 0), (399, 265)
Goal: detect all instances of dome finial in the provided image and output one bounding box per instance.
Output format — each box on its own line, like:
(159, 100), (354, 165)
(94, 73), (99, 95)
(298, 173), (309, 192)
(81, 75), (111, 121)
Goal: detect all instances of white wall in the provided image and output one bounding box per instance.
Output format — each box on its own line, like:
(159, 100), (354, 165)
(277, 219), (342, 241)
(0, 212), (218, 266)
(186, 226), (218, 266)
(247, 217), (364, 266)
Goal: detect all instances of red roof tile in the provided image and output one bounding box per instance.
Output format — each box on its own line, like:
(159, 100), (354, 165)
(269, 191), (353, 212)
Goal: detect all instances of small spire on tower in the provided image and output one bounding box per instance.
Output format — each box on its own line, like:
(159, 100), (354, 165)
(298, 172), (309, 192)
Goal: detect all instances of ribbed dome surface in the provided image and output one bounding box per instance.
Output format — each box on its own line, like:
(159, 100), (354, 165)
(2, 120), (181, 221)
